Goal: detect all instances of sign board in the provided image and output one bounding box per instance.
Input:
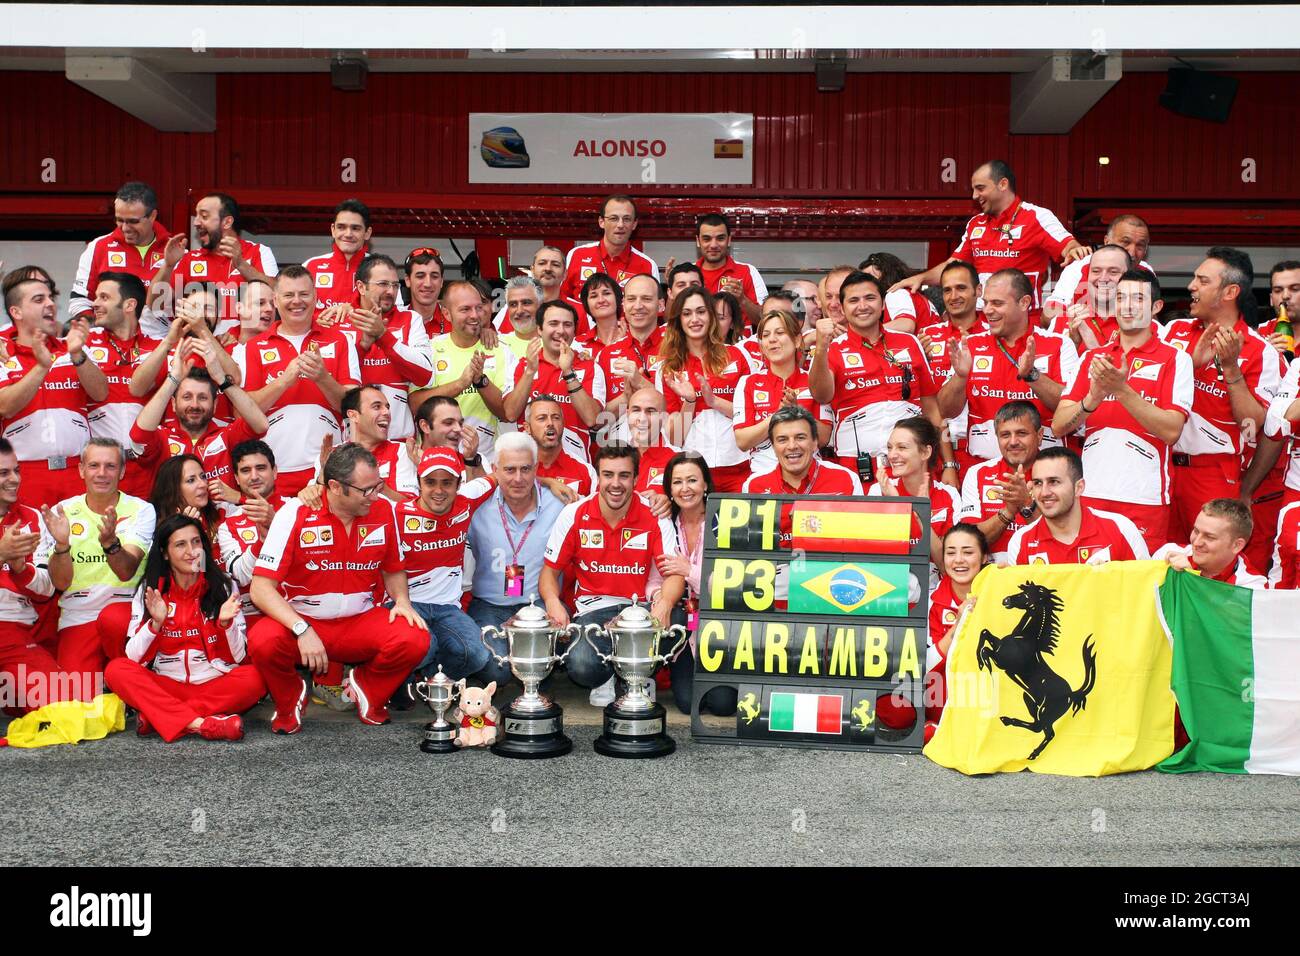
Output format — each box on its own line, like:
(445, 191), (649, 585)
(469, 113), (754, 184)
(691, 494), (932, 754)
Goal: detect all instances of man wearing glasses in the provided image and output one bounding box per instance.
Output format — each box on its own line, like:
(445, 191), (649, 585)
(809, 271), (953, 484)
(69, 181), (173, 322)
(250, 443), (428, 734)
(322, 254), (434, 441)
(559, 194), (660, 303)
(232, 265), (361, 498)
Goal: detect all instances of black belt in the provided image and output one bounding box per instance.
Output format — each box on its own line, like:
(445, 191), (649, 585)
(1172, 453), (1191, 467)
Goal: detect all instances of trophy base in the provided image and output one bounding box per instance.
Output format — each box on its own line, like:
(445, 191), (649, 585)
(419, 721), (460, 754)
(491, 701), (572, 759)
(593, 700), (675, 758)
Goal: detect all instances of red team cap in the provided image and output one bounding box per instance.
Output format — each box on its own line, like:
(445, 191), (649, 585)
(418, 447), (463, 479)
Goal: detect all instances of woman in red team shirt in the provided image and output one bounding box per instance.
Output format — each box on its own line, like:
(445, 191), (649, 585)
(104, 513), (266, 742)
(578, 272), (623, 352)
(734, 308), (832, 475)
(150, 454), (222, 539)
(656, 288), (753, 492)
(867, 416), (961, 586)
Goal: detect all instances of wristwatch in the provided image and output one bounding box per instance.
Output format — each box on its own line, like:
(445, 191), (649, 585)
(217, 375), (236, 393)
(103, 539), (123, 556)
(1019, 367), (1041, 383)
(292, 620), (311, 638)
(463, 454), (483, 467)
(472, 374), (489, 390)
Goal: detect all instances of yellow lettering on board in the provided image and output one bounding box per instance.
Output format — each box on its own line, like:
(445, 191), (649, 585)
(798, 626), (821, 675)
(698, 620), (726, 672)
(829, 627), (857, 677)
(710, 558), (745, 609)
(764, 621), (789, 674)
(716, 499), (750, 550)
(733, 620), (756, 671)
(863, 626), (890, 678)
(896, 627), (922, 679)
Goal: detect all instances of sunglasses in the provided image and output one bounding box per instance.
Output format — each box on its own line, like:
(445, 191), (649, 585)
(405, 247), (442, 266)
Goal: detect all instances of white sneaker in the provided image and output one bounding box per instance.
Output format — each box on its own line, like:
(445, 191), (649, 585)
(589, 676), (616, 706)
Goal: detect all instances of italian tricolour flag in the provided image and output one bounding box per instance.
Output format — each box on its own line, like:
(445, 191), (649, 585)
(769, 692), (842, 735)
(1158, 571), (1300, 776)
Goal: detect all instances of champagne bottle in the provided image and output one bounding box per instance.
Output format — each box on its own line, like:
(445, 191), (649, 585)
(1276, 303), (1295, 360)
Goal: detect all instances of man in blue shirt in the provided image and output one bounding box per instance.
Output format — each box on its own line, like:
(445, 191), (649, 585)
(466, 431), (565, 686)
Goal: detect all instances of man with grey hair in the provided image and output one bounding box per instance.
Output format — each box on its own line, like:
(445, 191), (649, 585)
(41, 435), (156, 679)
(249, 443), (428, 733)
(466, 430), (566, 643)
(782, 279), (823, 333)
(499, 275), (543, 359)
(496, 246), (571, 331)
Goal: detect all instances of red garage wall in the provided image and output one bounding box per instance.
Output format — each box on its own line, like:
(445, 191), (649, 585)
(2, 69), (1297, 239)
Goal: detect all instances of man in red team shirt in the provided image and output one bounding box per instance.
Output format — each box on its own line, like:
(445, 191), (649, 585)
(1049, 244), (1131, 350)
(937, 269), (1080, 472)
(743, 406), (863, 496)
(665, 262), (704, 314)
(397, 447), (497, 681)
(894, 159), (1088, 322)
(1155, 498), (1267, 589)
(69, 181), (172, 322)
(216, 438), (290, 626)
(303, 199), (377, 316)
(695, 213), (767, 330)
(541, 443), (683, 700)
(526, 396), (595, 496)
(809, 270), (953, 485)
(225, 279), (276, 347)
(1045, 214), (1153, 324)
(130, 339), (269, 492)
(233, 265), (360, 498)
(249, 443), (428, 733)
(85, 271), (160, 498)
(0, 276), (110, 510)
(921, 260), (988, 465)
(1055, 270), (1193, 552)
(337, 385), (417, 500)
(329, 254), (434, 441)
(149, 193), (277, 330)
(1006, 447), (1149, 565)
(624, 387), (677, 495)
(957, 401), (1041, 560)
(597, 273), (665, 415)
(502, 300), (606, 463)
(1163, 247), (1283, 544)
(560, 195), (660, 302)
(405, 247), (449, 340)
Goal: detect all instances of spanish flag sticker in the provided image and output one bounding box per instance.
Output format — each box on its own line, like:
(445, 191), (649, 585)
(713, 139), (744, 159)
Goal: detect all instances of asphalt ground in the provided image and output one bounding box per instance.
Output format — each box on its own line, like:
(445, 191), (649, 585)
(1, 676), (1296, 867)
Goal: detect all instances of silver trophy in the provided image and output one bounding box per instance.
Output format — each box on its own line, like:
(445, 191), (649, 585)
(412, 666), (461, 754)
(583, 597), (688, 758)
(481, 598), (577, 758)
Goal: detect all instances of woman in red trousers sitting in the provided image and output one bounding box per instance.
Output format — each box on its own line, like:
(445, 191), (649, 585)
(104, 513), (266, 742)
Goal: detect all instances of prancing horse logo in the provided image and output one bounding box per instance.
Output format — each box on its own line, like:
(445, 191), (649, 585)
(976, 581), (1097, 760)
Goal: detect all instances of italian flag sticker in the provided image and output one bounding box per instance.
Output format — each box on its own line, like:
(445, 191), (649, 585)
(769, 693), (842, 735)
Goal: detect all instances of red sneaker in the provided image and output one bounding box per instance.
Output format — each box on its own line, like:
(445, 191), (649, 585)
(136, 712), (152, 737)
(270, 678), (308, 735)
(198, 715), (244, 741)
(344, 671), (390, 726)
(924, 720), (939, 745)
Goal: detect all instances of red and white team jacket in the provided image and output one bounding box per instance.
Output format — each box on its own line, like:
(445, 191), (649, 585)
(0, 504), (55, 625)
(396, 478), (495, 605)
(336, 308), (435, 440)
(951, 198), (1075, 316)
(560, 241), (660, 303)
(254, 496), (403, 619)
(69, 222), (174, 319)
(124, 575), (247, 684)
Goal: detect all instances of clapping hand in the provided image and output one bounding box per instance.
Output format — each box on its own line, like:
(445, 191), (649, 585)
(217, 589), (243, 627)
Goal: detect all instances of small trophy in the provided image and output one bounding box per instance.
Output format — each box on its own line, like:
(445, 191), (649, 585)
(411, 666), (461, 754)
(481, 599), (577, 759)
(583, 598), (688, 759)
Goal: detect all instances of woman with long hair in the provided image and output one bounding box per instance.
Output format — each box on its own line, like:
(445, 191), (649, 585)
(103, 514), (266, 741)
(876, 523), (990, 744)
(733, 307), (833, 476)
(655, 288), (753, 492)
(714, 290), (763, 372)
(151, 454), (222, 536)
(867, 416), (961, 587)
(578, 271), (623, 351)
(652, 451), (736, 717)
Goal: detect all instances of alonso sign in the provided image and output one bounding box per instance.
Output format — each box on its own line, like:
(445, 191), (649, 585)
(469, 113), (754, 185)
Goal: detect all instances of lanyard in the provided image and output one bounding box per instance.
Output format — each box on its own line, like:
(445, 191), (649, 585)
(790, 460), (821, 494)
(104, 333), (137, 367)
(498, 489), (538, 563)
(993, 334), (1025, 370)
(676, 514), (704, 565)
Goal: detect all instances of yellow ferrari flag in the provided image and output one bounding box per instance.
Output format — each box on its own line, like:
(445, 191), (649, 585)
(924, 561), (1175, 777)
(5, 693), (125, 748)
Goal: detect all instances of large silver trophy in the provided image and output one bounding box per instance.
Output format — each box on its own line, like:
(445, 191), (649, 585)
(411, 666), (461, 754)
(481, 599), (577, 759)
(583, 597), (688, 758)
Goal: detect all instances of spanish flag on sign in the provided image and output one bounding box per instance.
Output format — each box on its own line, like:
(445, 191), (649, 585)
(791, 500), (912, 554)
(713, 139), (744, 159)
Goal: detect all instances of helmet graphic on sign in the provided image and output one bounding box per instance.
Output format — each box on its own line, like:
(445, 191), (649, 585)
(480, 127), (530, 169)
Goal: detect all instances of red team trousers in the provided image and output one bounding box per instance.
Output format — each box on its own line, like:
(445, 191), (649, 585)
(0, 621), (89, 715)
(104, 659), (267, 742)
(54, 602), (134, 675)
(1080, 497), (1167, 556)
(248, 607), (427, 720)
(1170, 457), (1238, 545)
(16, 459), (86, 512)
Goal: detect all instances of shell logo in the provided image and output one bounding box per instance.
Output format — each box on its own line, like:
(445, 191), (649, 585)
(107, 252), (127, 268)
(436, 360), (449, 373)
(239, 528), (257, 543)
(191, 261), (208, 277)
(973, 356), (993, 373)
(90, 348), (109, 364)
(260, 349), (280, 363)
(70, 522), (86, 536)
(316, 273), (333, 288)
(302, 530), (317, 544)
(405, 517), (422, 532)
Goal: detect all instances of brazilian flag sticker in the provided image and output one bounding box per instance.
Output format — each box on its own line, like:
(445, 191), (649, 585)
(789, 561), (910, 617)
